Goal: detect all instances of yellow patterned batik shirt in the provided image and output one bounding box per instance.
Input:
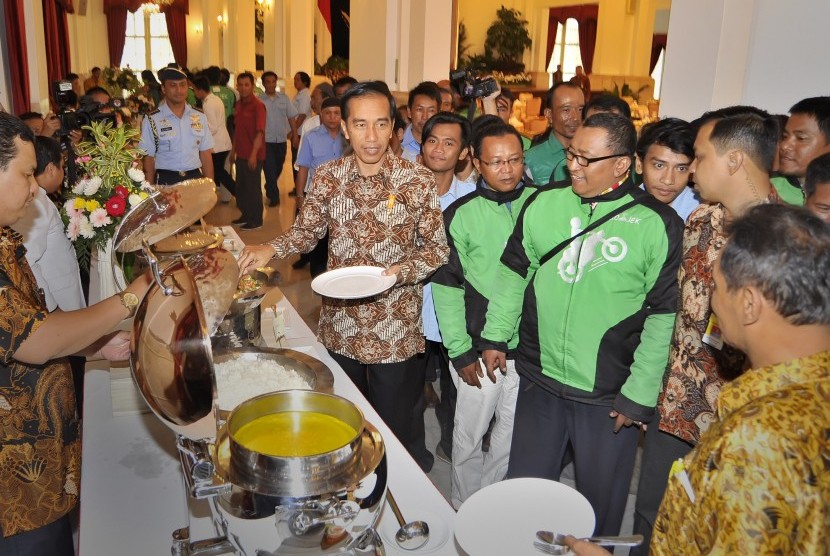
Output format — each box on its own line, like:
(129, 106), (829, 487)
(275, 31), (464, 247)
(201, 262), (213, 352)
(652, 350), (830, 554)
(0, 227), (79, 537)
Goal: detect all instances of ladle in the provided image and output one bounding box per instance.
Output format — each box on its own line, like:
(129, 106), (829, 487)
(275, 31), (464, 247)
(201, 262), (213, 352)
(386, 489), (429, 550)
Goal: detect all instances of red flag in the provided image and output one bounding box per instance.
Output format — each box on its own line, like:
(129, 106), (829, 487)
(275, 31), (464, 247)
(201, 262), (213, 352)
(318, 0), (332, 33)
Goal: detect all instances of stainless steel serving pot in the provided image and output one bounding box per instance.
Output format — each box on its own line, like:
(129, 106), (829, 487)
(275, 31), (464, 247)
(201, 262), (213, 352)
(128, 239), (388, 555)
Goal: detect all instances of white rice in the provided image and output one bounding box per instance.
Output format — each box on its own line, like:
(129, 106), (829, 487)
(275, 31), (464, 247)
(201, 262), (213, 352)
(214, 358), (311, 411)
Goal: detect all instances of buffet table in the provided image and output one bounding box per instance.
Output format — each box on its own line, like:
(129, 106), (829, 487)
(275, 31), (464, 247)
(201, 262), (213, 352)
(79, 285), (460, 555)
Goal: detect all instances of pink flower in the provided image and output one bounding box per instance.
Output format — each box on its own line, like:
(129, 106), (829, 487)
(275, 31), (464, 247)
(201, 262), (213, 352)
(89, 207), (112, 228)
(64, 203), (83, 219)
(66, 219), (81, 241)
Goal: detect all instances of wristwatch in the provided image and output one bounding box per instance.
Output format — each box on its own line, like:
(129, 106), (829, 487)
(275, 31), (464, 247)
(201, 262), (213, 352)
(118, 291), (140, 318)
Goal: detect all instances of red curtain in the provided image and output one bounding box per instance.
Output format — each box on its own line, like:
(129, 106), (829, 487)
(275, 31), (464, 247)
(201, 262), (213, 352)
(545, 5), (599, 74)
(43, 0), (73, 84)
(164, 5), (188, 67)
(4, 0), (31, 113)
(650, 34), (668, 74)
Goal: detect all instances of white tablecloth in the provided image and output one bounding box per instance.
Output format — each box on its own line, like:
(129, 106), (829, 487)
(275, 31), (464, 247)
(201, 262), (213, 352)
(79, 284), (461, 555)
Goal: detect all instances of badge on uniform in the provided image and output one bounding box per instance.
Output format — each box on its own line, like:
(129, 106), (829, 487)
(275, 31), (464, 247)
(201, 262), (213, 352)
(190, 114), (203, 132)
(702, 313), (724, 350)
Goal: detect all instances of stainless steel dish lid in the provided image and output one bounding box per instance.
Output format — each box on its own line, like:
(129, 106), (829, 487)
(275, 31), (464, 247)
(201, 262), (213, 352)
(130, 256), (217, 439)
(113, 178), (218, 253)
(131, 248), (335, 440)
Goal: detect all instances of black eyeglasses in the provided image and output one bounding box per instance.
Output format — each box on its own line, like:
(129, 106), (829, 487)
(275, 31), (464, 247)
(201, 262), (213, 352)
(564, 148), (629, 167)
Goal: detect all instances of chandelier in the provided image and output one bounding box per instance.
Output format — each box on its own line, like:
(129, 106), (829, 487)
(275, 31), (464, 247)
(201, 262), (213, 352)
(141, 0), (174, 14)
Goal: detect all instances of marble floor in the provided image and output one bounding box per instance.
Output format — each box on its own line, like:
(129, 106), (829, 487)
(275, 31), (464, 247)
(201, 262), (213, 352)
(203, 161), (640, 549)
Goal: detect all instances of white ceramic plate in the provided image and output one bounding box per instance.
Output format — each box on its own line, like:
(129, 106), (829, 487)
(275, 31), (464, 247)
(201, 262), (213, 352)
(310, 266), (396, 299)
(455, 478), (595, 556)
(378, 508), (450, 554)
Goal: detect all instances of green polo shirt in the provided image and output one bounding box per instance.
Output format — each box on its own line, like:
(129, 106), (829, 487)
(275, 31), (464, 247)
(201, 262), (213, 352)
(771, 175), (805, 206)
(525, 132), (568, 185)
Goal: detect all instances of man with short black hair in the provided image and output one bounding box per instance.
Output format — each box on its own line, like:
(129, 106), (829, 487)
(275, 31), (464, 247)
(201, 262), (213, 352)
(333, 76), (358, 99)
(482, 112), (683, 535)
(239, 82), (449, 472)
(432, 121), (535, 508)
(632, 109), (781, 553)
(774, 96), (830, 204)
(231, 72), (267, 230)
(402, 82), (442, 162)
(568, 203), (830, 556)
(583, 93), (632, 120)
(83, 66), (102, 93)
(635, 118), (699, 221)
(193, 75), (234, 200)
(139, 66), (214, 185)
(294, 96), (347, 276)
(290, 71), (314, 193)
(525, 82), (584, 185)
(804, 151), (830, 224)
(258, 71), (299, 207)
(417, 112), (477, 464)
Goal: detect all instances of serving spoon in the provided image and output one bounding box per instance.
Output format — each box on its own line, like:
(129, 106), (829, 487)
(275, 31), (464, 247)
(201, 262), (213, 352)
(386, 489), (430, 550)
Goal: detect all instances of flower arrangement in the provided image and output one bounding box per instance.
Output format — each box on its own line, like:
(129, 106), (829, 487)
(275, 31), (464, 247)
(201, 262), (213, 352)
(62, 120), (150, 271)
(492, 70), (533, 87)
(101, 67), (143, 98)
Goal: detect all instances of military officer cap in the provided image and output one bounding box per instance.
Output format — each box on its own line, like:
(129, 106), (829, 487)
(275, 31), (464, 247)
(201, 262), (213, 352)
(158, 64), (187, 83)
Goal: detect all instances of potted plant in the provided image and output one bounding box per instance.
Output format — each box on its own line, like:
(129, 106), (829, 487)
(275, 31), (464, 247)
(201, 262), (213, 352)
(484, 6), (532, 74)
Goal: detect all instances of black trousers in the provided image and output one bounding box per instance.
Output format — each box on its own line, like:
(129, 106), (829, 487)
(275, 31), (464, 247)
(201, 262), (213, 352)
(328, 350), (433, 472)
(235, 160), (263, 226)
(423, 339), (456, 455)
(308, 233), (329, 278)
(155, 168), (202, 186)
(631, 413), (693, 555)
(263, 142), (287, 203)
(507, 379), (640, 536)
(212, 150), (236, 196)
(0, 514), (74, 556)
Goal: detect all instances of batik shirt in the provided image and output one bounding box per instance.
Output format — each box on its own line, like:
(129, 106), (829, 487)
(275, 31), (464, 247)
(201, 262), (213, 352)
(0, 227), (79, 537)
(657, 190), (780, 444)
(652, 350), (830, 554)
(268, 152), (449, 364)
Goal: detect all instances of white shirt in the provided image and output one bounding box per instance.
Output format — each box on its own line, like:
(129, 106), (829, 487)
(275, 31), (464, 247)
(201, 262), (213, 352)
(13, 188), (85, 311)
(293, 115), (321, 171)
(293, 88), (313, 127)
(201, 92), (232, 153)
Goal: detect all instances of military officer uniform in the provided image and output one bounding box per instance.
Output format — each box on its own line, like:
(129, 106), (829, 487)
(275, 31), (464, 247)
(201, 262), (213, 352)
(139, 67), (214, 186)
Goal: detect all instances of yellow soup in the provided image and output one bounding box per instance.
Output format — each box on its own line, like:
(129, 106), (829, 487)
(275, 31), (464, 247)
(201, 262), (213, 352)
(233, 411), (358, 456)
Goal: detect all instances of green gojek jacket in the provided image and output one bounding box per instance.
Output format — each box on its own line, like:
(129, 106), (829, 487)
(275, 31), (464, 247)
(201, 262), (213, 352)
(480, 181), (684, 422)
(431, 180), (537, 369)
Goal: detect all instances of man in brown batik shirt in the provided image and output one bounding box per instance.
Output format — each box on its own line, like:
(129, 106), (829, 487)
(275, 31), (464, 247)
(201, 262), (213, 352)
(239, 82), (449, 472)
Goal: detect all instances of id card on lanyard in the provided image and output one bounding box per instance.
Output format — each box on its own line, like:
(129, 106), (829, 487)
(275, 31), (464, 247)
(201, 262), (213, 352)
(702, 314), (724, 350)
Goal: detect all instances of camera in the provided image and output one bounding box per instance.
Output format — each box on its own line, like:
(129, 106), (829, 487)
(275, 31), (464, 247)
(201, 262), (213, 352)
(52, 80), (122, 136)
(450, 67), (499, 100)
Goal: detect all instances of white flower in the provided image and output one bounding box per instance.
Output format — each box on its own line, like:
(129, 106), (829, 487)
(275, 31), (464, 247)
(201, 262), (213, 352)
(84, 176), (102, 196)
(66, 219), (81, 241)
(89, 208), (111, 228)
(141, 180), (153, 191)
(79, 217), (95, 239)
(128, 193), (143, 207)
(128, 168), (145, 182)
(73, 178), (88, 195)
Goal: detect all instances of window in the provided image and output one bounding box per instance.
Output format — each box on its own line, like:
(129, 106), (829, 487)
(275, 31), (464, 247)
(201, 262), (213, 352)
(120, 7), (174, 72)
(651, 48), (665, 100)
(547, 18), (583, 87)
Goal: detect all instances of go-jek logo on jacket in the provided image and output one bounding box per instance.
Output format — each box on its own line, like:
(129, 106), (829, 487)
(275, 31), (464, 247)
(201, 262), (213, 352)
(557, 217), (628, 283)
